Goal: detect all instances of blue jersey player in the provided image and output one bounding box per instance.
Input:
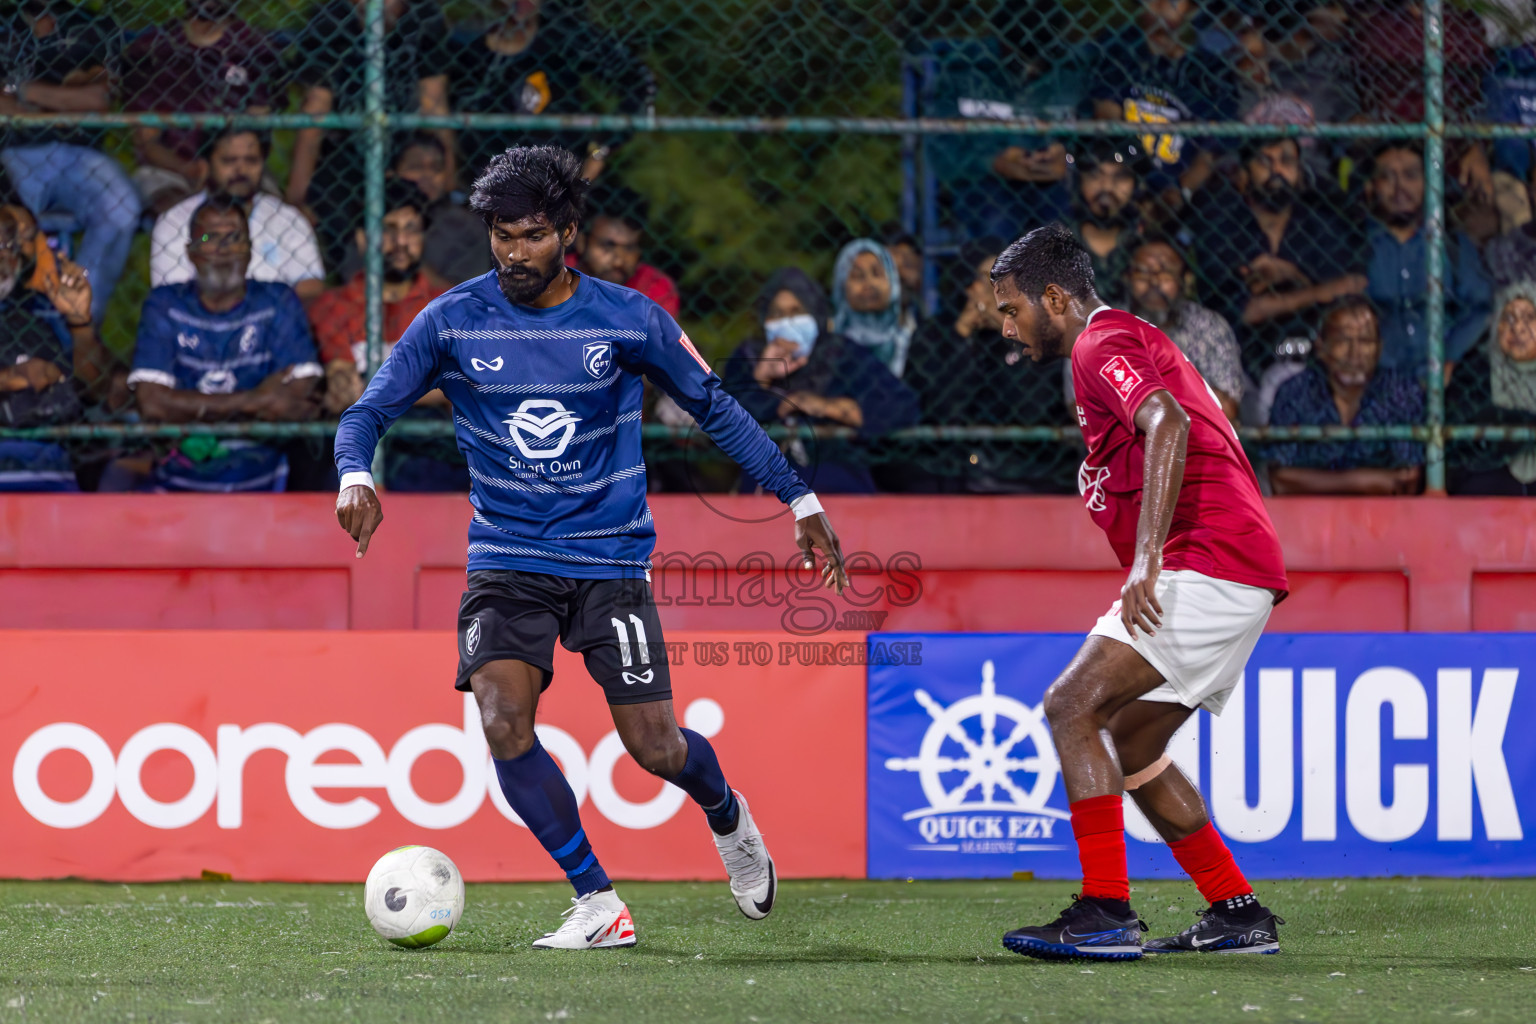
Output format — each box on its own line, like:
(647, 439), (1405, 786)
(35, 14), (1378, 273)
(334, 147), (850, 950)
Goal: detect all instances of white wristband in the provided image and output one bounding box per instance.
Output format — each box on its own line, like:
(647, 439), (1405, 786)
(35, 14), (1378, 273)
(790, 492), (823, 520)
(339, 471), (376, 493)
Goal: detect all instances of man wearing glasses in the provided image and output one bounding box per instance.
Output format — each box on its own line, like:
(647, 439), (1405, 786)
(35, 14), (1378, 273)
(116, 195), (322, 491)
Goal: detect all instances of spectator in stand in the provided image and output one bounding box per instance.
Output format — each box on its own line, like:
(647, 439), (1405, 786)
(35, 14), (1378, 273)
(312, 181), (444, 414)
(1447, 282), (1536, 495)
(287, 0), (452, 272)
(892, 237), (1074, 493)
(310, 182), (463, 491)
(151, 128), (325, 303)
(1364, 140), (1491, 376)
(0, 1), (139, 324)
(0, 178), (113, 372)
(390, 134), (492, 285)
(567, 185), (678, 317)
(0, 209), (106, 491)
(1484, 152), (1536, 291)
(338, 133), (493, 288)
(1191, 137), (1367, 372)
(1268, 297), (1425, 495)
(1353, 0), (1495, 234)
(1085, 0), (1238, 218)
(1064, 140), (1146, 306)
(119, 196), (322, 493)
(925, 5), (1086, 240)
(832, 239), (918, 378)
(123, 0), (283, 216)
(1233, 2), (1360, 185)
(444, 0), (655, 187)
(720, 267), (918, 493)
(1122, 236), (1244, 422)
(883, 227), (924, 320)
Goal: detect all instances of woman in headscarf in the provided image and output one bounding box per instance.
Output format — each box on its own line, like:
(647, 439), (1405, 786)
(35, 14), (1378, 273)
(1447, 280), (1536, 495)
(720, 266), (919, 493)
(831, 239), (918, 378)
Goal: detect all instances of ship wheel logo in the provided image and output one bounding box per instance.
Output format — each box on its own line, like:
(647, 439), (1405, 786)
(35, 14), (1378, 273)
(884, 659), (1066, 820)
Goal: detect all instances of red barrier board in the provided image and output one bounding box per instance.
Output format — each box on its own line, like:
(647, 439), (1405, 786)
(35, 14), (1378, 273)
(1, 631), (866, 882)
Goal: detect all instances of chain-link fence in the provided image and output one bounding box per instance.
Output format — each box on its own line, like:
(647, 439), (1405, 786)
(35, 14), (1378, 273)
(2, 0), (1534, 496)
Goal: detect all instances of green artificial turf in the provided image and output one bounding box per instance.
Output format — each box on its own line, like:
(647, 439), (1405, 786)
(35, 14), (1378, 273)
(2, 878), (1533, 1023)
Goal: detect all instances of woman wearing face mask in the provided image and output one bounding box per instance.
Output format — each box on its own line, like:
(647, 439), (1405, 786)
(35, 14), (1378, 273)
(831, 239), (918, 378)
(1447, 281), (1536, 495)
(719, 266), (918, 494)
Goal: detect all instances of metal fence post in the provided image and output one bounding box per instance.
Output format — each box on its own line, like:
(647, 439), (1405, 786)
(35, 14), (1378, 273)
(1423, 0), (1447, 493)
(364, 0), (387, 481)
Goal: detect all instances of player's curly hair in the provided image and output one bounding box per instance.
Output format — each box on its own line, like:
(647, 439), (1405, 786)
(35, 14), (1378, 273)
(469, 145), (590, 232)
(990, 223), (1096, 304)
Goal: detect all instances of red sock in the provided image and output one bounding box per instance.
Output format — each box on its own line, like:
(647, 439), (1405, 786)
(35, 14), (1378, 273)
(1168, 822), (1252, 903)
(1070, 794), (1129, 902)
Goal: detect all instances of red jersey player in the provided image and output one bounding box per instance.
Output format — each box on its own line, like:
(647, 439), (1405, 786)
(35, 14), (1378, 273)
(990, 225), (1288, 961)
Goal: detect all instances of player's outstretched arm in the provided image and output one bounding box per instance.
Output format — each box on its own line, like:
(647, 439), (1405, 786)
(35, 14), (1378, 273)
(795, 507), (850, 595)
(336, 482), (384, 558)
(1123, 389), (1190, 638)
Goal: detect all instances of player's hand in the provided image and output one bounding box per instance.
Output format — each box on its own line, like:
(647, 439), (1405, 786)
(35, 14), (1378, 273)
(1121, 548), (1164, 639)
(336, 483), (383, 558)
(795, 511), (849, 595)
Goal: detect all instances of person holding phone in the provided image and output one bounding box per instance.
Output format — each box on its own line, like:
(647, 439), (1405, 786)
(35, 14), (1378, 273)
(719, 266), (919, 493)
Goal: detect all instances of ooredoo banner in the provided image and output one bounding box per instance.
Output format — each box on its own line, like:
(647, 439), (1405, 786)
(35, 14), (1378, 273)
(868, 633), (1532, 879)
(2, 631), (866, 882)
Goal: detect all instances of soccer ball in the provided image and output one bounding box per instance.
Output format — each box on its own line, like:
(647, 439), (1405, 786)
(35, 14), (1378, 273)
(364, 846), (465, 949)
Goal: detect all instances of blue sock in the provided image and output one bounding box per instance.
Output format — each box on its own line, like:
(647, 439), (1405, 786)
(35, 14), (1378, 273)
(493, 741), (610, 896)
(669, 728), (739, 835)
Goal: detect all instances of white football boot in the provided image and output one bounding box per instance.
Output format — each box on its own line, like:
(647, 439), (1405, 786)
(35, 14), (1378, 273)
(531, 889), (636, 949)
(712, 790), (777, 920)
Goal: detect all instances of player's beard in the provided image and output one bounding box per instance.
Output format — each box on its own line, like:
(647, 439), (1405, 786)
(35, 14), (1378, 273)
(1030, 316), (1067, 362)
(497, 253), (563, 305)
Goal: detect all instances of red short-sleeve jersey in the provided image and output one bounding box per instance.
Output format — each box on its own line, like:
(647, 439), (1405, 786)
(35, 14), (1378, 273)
(1071, 308), (1288, 593)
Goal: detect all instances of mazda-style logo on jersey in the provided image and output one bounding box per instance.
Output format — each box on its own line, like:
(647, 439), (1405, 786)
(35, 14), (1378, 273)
(582, 342), (612, 379)
(1078, 463), (1111, 513)
(504, 399), (583, 460)
(471, 357), (504, 372)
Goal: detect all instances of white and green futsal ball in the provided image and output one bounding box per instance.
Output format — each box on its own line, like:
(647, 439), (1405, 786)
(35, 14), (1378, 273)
(364, 846), (465, 949)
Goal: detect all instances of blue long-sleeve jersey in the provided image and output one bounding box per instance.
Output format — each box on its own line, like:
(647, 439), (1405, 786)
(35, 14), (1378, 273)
(334, 270), (811, 578)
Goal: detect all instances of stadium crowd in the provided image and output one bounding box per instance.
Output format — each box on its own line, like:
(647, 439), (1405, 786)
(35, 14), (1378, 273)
(2, 0), (1535, 497)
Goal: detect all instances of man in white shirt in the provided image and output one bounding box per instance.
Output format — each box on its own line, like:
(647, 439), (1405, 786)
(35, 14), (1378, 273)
(150, 127), (325, 302)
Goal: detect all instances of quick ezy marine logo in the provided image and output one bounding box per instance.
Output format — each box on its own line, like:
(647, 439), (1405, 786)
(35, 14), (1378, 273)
(884, 660), (1068, 854)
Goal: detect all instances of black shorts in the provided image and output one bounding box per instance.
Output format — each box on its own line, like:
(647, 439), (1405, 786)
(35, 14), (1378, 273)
(455, 569), (672, 705)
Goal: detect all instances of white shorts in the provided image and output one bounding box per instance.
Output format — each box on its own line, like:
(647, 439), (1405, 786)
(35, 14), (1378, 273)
(1088, 569), (1275, 715)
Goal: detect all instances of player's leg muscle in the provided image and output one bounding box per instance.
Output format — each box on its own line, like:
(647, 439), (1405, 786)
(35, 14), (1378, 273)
(470, 660), (544, 760)
(1044, 635), (1168, 801)
(609, 699), (688, 778)
(1109, 701), (1208, 843)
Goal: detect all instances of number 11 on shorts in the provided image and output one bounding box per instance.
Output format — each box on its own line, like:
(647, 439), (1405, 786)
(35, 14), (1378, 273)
(611, 615), (650, 667)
